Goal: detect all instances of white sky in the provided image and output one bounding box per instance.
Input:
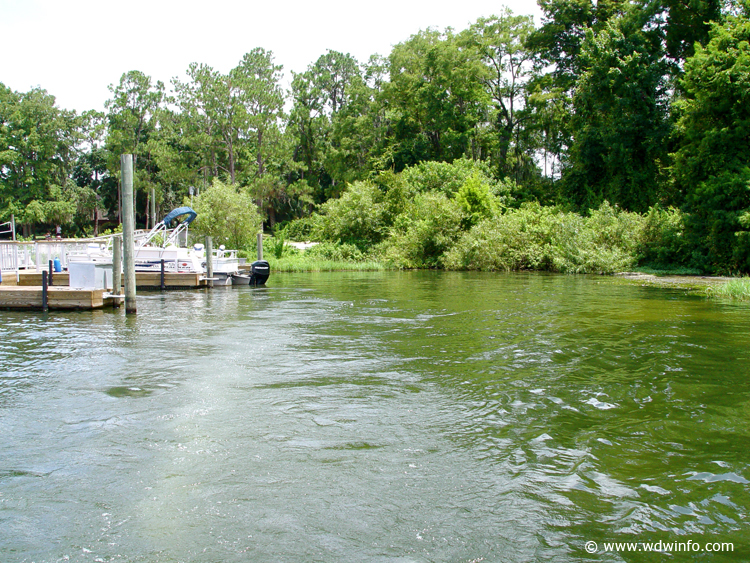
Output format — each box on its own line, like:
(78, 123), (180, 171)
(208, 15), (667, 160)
(1, 0), (542, 114)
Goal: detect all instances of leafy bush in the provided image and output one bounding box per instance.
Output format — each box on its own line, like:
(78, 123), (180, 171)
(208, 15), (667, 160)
(315, 181), (387, 249)
(552, 202), (642, 274)
(382, 192), (464, 268)
(444, 202), (647, 274)
(637, 205), (691, 268)
(401, 158), (509, 200)
(278, 215), (320, 242)
(304, 241), (366, 262)
(190, 179), (262, 250)
(443, 203), (559, 271)
(455, 173), (501, 228)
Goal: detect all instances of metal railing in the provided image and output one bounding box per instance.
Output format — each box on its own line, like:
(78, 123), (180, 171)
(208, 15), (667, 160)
(0, 238), (115, 274)
(0, 231), (199, 278)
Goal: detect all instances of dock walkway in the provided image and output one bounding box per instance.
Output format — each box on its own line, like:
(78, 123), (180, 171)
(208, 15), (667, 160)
(0, 269), (207, 310)
(0, 286), (122, 310)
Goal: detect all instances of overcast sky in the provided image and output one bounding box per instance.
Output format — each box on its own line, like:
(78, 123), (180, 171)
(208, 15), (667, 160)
(1, 0), (542, 114)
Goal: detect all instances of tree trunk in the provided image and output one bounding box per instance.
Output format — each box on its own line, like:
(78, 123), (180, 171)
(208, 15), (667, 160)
(257, 130), (264, 177)
(145, 191), (150, 229)
(227, 136), (236, 184)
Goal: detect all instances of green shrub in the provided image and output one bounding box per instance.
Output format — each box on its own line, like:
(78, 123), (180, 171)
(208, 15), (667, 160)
(316, 181), (387, 249)
(444, 202), (645, 274)
(401, 158), (510, 200)
(455, 173), (501, 229)
(279, 216), (319, 241)
(551, 202), (642, 274)
(382, 192), (464, 268)
(637, 205), (691, 268)
(443, 203), (559, 271)
(305, 241), (366, 262)
(190, 179), (262, 251)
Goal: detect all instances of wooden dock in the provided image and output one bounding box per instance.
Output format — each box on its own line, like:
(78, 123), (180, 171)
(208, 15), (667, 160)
(17, 271), (70, 286)
(133, 271), (206, 289)
(0, 286), (122, 310)
(0, 269), (211, 310)
(12, 270), (207, 290)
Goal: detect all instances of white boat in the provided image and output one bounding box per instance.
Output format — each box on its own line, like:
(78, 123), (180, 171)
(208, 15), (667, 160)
(68, 207), (270, 286)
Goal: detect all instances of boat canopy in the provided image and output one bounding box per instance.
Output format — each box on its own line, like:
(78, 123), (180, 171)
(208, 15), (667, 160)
(162, 207), (197, 227)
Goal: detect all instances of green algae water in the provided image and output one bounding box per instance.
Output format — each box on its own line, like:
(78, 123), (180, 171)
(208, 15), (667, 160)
(0, 271), (748, 562)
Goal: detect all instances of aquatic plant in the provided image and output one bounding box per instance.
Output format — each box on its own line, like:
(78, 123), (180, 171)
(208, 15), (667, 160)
(707, 278), (750, 301)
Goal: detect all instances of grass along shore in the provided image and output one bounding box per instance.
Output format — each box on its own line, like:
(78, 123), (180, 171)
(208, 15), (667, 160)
(705, 277), (750, 301)
(266, 255), (386, 272)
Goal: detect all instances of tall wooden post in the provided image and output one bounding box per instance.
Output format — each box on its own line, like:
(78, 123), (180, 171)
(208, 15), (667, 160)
(257, 232), (263, 261)
(150, 187), (156, 229)
(121, 154), (137, 314)
(205, 236), (214, 288)
(112, 235), (122, 308)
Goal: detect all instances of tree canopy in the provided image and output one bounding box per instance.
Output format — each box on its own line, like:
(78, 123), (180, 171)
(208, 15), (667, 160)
(1, 1), (746, 272)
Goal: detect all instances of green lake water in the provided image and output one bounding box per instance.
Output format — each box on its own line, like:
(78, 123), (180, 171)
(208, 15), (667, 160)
(0, 271), (748, 562)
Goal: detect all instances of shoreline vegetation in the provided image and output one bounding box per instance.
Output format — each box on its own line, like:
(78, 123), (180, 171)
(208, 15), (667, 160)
(258, 158), (750, 301)
(3, 3), (749, 288)
(267, 248), (749, 300)
(269, 255), (750, 300)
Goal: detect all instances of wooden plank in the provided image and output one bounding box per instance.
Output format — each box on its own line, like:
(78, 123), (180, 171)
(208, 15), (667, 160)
(18, 271), (70, 286)
(17, 270), (204, 290)
(14, 271), (203, 290)
(0, 286), (105, 309)
(135, 271), (202, 289)
(49, 287), (103, 311)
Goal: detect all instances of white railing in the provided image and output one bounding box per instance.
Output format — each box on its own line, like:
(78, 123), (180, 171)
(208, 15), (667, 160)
(0, 243), (20, 272)
(0, 238), (115, 274)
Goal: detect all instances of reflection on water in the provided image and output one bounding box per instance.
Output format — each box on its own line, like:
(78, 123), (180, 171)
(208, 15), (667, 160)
(1, 272), (748, 562)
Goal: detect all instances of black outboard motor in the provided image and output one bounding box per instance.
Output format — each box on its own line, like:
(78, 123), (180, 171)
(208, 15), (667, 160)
(249, 260), (270, 286)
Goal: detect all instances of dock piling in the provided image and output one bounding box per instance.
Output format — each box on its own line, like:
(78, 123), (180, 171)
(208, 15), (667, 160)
(42, 271), (48, 312)
(121, 154), (137, 314)
(160, 259), (166, 290)
(112, 235), (122, 307)
(48, 260), (53, 286)
(206, 236), (213, 288)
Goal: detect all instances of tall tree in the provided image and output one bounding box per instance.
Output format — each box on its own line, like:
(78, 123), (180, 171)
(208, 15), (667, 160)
(73, 110), (115, 234)
(561, 12), (671, 212)
(174, 50), (285, 188)
(383, 28), (487, 170)
(289, 50), (361, 200)
(328, 56), (390, 187)
(172, 63), (228, 184)
(660, 0), (724, 61)
(461, 11), (540, 179)
(672, 12), (750, 272)
(0, 84), (81, 234)
(233, 48), (285, 183)
(105, 70), (165, 223)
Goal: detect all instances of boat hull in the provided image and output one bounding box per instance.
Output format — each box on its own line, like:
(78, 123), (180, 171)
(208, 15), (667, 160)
(231, 273), (252, 286)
